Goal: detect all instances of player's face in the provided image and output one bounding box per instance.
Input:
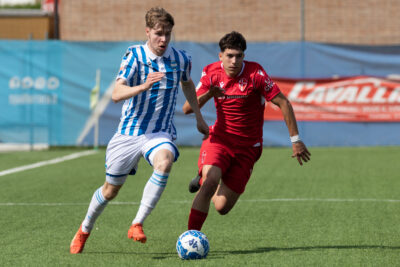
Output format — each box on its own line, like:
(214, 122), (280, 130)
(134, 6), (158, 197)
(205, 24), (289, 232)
(146, 24), (172, 56)
(219, 49), (244, 77)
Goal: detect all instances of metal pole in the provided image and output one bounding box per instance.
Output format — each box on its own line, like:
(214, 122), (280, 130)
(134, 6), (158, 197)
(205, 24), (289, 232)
(94, 119), (99, 150)
(300, 0), (305, 78)
(299, 0), (306, 139)
(94, 69), (100, 150)
(301, 0), (305, 42)
(28, 34), (34, 151)
(54, 0), (59, 39)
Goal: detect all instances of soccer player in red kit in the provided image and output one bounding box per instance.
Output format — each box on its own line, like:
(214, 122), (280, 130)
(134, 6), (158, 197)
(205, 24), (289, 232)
(182, 31), (311, 231)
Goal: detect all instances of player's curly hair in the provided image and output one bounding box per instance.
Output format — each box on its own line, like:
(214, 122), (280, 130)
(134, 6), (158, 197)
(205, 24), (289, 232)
(219, 31), (247, 52)
(145, 7), (174, 29)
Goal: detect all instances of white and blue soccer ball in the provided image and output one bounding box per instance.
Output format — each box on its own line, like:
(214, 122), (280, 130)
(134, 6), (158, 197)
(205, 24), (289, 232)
(176, 230), (209, 260)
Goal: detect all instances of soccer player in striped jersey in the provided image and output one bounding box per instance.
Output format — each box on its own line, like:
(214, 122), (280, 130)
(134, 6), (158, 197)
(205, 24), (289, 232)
(70, 7), (208, 254)
(182, 31), (310, 231)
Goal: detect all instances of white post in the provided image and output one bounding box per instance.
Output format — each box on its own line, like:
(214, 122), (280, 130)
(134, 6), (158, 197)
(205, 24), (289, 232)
(94, 118), (99, 150)
(94, 69), (100, 150)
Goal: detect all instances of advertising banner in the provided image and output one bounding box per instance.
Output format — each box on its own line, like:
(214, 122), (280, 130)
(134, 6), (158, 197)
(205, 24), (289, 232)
(265, 76), (400, 121)
(1, 41), (400, 146)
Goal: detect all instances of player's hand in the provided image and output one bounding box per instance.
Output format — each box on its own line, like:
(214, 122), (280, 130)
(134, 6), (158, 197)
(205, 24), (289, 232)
(143, 72), (165, 91)
(196, 117), (209, 140)
(291, 141), (311, 165)
(208, 85), (225, 97)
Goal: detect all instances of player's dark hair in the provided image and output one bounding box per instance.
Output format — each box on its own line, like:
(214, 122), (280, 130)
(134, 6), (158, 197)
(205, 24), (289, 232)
(145, 7), (174, 29)
(219, 31), (247, 52)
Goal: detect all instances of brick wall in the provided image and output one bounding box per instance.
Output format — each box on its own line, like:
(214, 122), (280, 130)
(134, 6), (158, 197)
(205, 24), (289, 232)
(59, 0), (400, 44)
(305, 0), (400, 44)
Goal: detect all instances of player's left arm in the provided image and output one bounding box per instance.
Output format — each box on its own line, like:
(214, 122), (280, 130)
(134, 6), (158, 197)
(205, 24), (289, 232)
(271, 92), (311, 165)
(181, 79), (209, 139)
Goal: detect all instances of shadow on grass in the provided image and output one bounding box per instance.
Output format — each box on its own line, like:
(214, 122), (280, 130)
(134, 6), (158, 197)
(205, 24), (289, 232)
(215, 245), (400, 256)
(85, 245), (400, 259)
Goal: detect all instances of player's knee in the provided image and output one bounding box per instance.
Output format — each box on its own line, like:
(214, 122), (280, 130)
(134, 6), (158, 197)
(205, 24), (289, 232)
(153, 158), (173, 173)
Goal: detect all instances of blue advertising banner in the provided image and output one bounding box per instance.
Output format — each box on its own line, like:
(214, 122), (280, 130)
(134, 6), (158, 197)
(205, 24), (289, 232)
(0, 40), (399, 147)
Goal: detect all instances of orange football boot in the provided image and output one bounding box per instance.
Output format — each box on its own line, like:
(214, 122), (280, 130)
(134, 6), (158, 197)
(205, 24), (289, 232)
(70, 225), (90, 254)
(127, 223), (147, 243)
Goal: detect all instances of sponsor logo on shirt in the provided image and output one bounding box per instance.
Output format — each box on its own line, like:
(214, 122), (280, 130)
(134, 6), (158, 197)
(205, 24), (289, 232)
(218, 95), (248, 99)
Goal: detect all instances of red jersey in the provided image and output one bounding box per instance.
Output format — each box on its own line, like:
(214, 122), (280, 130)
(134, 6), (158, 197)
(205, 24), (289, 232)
(197, 60), (281, 146)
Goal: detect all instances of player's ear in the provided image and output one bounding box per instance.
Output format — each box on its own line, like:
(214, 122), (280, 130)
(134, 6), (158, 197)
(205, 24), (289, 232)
(219, 52), (223, 61)
(145, 27), (151, 38)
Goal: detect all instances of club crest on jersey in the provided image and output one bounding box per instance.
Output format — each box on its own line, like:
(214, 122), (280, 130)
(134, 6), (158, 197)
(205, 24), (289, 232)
(258, 69), (265, 76)
(170, 61), (178, 70)
(219, 81), (224, 88)
(238, 78), (248, 92)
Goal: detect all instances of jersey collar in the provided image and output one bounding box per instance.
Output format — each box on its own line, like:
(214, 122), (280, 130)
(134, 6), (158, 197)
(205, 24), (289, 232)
(144, 42), (172, 60)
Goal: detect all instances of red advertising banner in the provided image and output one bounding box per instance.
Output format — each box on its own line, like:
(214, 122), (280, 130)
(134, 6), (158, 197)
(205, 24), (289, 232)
(265, 76), (400, 122)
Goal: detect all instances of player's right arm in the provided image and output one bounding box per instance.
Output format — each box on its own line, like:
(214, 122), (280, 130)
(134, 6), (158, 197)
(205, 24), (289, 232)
(112, 72), (165, 103)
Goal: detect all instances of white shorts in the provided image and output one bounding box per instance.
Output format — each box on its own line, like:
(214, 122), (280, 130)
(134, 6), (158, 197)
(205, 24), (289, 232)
(105, 132), (179, 185)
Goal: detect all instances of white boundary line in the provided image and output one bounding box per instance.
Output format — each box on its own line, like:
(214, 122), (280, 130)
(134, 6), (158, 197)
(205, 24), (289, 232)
(1, 198), (400, 206)
(0, 150), (98, 177)
(240, 198), (400, 203)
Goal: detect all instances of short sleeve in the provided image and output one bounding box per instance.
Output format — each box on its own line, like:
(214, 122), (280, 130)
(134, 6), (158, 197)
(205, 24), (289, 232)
(116, 48), (137, 84)
(180, 50), (192, 82)
(254, 67), (281, 101)
(195, 69), (211, 96)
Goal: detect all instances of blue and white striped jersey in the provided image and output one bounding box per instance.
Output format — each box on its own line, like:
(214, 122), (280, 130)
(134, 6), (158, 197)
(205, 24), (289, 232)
(116, 43), (192, 139)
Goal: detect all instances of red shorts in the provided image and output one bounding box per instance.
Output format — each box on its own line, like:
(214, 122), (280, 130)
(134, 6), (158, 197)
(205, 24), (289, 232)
(197, 133), (262, 194)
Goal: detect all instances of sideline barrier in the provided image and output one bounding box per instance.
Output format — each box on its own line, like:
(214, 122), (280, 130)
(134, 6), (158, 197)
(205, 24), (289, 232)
(0, 41), (399, 146)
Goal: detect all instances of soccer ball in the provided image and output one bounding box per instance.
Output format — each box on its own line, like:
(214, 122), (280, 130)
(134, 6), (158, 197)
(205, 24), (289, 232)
(176, 230), (209, 260)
